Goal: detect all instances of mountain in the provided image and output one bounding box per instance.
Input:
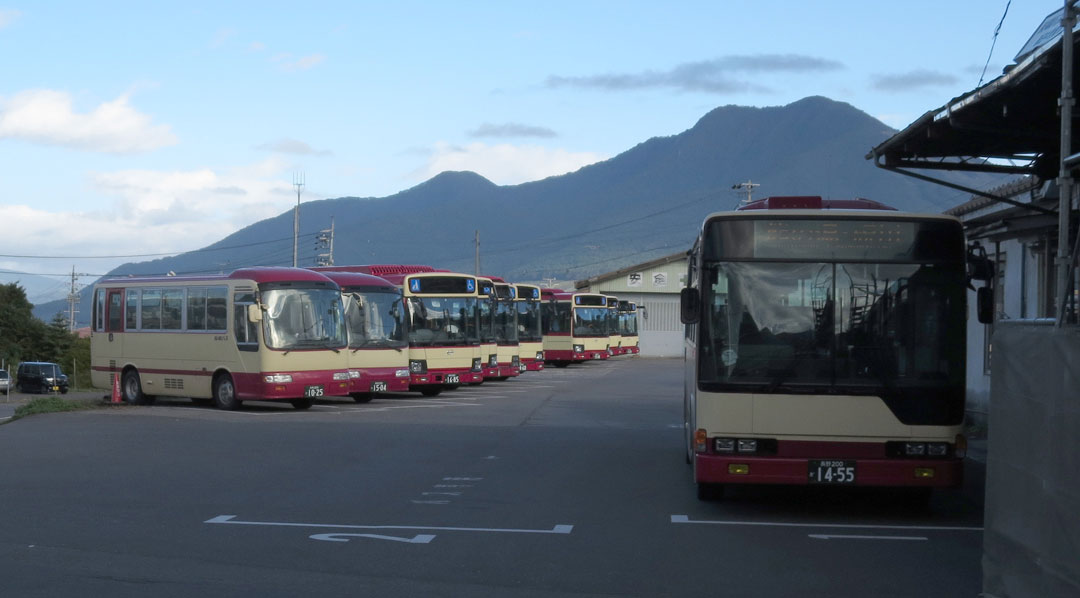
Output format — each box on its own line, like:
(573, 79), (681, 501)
(34, 96), (1005, 325)
(2, 272), (72, 306)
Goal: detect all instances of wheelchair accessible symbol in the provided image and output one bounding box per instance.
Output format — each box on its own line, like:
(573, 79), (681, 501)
(467, 279), (476, 292)
(410, 279), (421, 292)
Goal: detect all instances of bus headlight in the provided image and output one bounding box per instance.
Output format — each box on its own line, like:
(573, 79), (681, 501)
(536, 351), (544, 361)
(264, 374), (293, 383)
(471, 358), (482, 372)
(409, 360), (427, 374)
(395, 369), (410, 378)
(333, 371), (350, 381)
(904, 442), (927, 456)
(348, 370), (361, 379)
(488, 354), (498, 367)
(714, 438), (736, 453)
(573, 344), (584, 353)
(737, 439), (758, 453)
(927, 442), (949, 456)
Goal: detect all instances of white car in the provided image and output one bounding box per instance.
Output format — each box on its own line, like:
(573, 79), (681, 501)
(0, 370), (10, 392)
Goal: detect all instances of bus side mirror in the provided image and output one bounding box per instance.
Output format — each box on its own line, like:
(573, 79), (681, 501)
(976, 287), (993, 324)
(247, 304), (263, 323)
(680, 288), (700, 325)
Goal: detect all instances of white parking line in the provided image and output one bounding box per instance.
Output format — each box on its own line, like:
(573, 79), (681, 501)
(808, 534), (928, 541)
(206, 515), (574, 535)
(670, 515), (983, 532)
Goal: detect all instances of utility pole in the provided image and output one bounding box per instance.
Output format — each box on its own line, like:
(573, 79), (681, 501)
(67, 265), (89, 331)
(315, 218), (335, 266)
(474, 230), (480, 275)
(732, 180), (760, 205)
(1057, 2), (1078, 326)
(293, 172), (305, 267)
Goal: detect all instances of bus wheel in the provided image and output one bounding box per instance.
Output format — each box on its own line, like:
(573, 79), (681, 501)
(444, 384), (460, 390)
(351, 392), (373, 404)
(213, 374), (241, 410)
(419, 386), (442, 397)
(122, 370), (154, 405)
(697, 483), (725, 501)
(290, 398), (314, 410)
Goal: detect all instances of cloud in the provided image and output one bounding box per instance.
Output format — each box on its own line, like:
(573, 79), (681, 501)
(412, 142), (606, 185)
(272, 53), (326, 72)
(0, 9), (20, 29)
(546, 54), (843, 94)
(871, 69), (959, 91)
(467, 122), (557, 139)
(257, 138), (332, 156)
(0, 89), (177, 153)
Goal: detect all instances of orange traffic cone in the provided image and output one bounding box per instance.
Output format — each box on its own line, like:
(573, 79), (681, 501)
(111, 373), (122, 404)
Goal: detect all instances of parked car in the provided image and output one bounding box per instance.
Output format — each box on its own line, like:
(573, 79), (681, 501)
(16, 362), (69, 394)
(0, 370), (10, 393)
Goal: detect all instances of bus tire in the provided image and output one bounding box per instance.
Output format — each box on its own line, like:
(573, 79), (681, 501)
(290, 398), (314, 410)
(351, 392), (373, 404)
(122, 369), (154, 405)
(444, 384), (460, 390)
(213, 373), (241, 410)
(419, 386), (442, 397)
(697, 483), (725, 501)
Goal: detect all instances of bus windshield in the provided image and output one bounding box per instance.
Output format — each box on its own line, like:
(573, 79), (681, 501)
(408, 296), (478, 346)
(698, 261), (965, 398)
(573, 307), (609, 337)
(620, 312), (637, 335)
(478, 297), (496, 343)
(495, 300), (518, 343)
(344, 290), (406, 350)
(516, 302), (542, 342)
(261, 287), (347, 351)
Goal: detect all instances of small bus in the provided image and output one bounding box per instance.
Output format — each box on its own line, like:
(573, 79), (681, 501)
(90, 267), (351, 410)
(681, 196), (968, 499)
(316, 270), (410, 402)
(514, 284), (545, 372)
(491, 281), (521, 379)
(541, 289), (611, 367)
(619, 301), (640, 355)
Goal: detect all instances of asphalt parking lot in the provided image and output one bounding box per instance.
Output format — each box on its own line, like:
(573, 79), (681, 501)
(0, 358), (985, 597)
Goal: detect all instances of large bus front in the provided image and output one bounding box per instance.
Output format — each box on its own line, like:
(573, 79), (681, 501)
(404, 273), (483, 395)
(620, 301), (640, 355)
(515, 284), (544, 372)
(477, 279), (500, 380)
(334, 274), (410, 402)
(685, 211), (967, 495)
(492, 283), (521, 378)
(605, 295), (621, 356)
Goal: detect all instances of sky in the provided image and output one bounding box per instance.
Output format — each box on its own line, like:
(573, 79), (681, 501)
(0, 0), (1067, 293)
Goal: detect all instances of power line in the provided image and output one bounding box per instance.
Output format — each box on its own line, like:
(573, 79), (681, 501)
(978, 1), (1011, 87)
(0, 231), (321, 260)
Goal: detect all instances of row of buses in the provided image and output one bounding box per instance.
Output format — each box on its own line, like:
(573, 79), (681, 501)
(88, 265), (639, 410)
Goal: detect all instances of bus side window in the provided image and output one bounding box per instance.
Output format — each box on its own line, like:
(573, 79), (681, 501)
(234, 292), (259, 351)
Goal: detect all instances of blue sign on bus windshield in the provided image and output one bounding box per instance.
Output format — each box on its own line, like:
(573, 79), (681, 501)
(410, 278), (421, 292)
(509, 287), (516, 298)
(467, 279), (476, 292)
(532, 288), (540, 299)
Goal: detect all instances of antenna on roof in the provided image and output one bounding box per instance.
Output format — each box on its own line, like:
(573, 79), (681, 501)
(732, 180), (760, 206)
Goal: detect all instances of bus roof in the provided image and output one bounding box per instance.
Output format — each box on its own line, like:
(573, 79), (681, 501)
(315, 270), (398, 292)
(97, 266), (337, 286)
(316, 264), (437, 277)
(736, 196), (897, 211)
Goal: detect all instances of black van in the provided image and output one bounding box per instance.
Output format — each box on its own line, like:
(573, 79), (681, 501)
(16, 362), (69, 394)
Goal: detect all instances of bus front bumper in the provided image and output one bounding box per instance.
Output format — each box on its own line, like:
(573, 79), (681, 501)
(349, 367), (410, 393)
(694, 454), (963, 488)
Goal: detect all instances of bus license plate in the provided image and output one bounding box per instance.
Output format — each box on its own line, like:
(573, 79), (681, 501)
(592, 353), (601, 360)
(808, 460), (855, 484)
(370, 381), (388, 392)
(304, 385), (324, 398)
(445, 374), (460, 384)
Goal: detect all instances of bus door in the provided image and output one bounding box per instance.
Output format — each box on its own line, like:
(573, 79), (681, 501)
(96, 288), (126, 383)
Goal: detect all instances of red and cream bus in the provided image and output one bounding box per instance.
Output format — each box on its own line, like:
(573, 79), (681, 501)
(681, 196), (968, 499)
(605, 294), (621, 356)
(476, 277), (500, 380)
(90, 267), (351, 410)
(541, 290), (611, 367)
(514, 284), (544, 372)
(315, 270), (409, 402)
(618, 301), (640, 355)
(491, 280), (521, 379)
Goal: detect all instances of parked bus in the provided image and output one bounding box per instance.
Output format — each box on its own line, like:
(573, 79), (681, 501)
(476, 277), (499, 381)
(90, 267), (351, 410)
(315, 270), (409, 402)
(541, 290), (611, 367)
(681, 196), (968, 499)
(619, 301), (640, 355)
(491, 281), (521, 379)
(317, 266), (483, 395)
(515, 284), (545, 372)
(605, 294), (621, 356)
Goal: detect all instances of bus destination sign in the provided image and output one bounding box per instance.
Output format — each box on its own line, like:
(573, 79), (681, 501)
(752, 220), (915, 260)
